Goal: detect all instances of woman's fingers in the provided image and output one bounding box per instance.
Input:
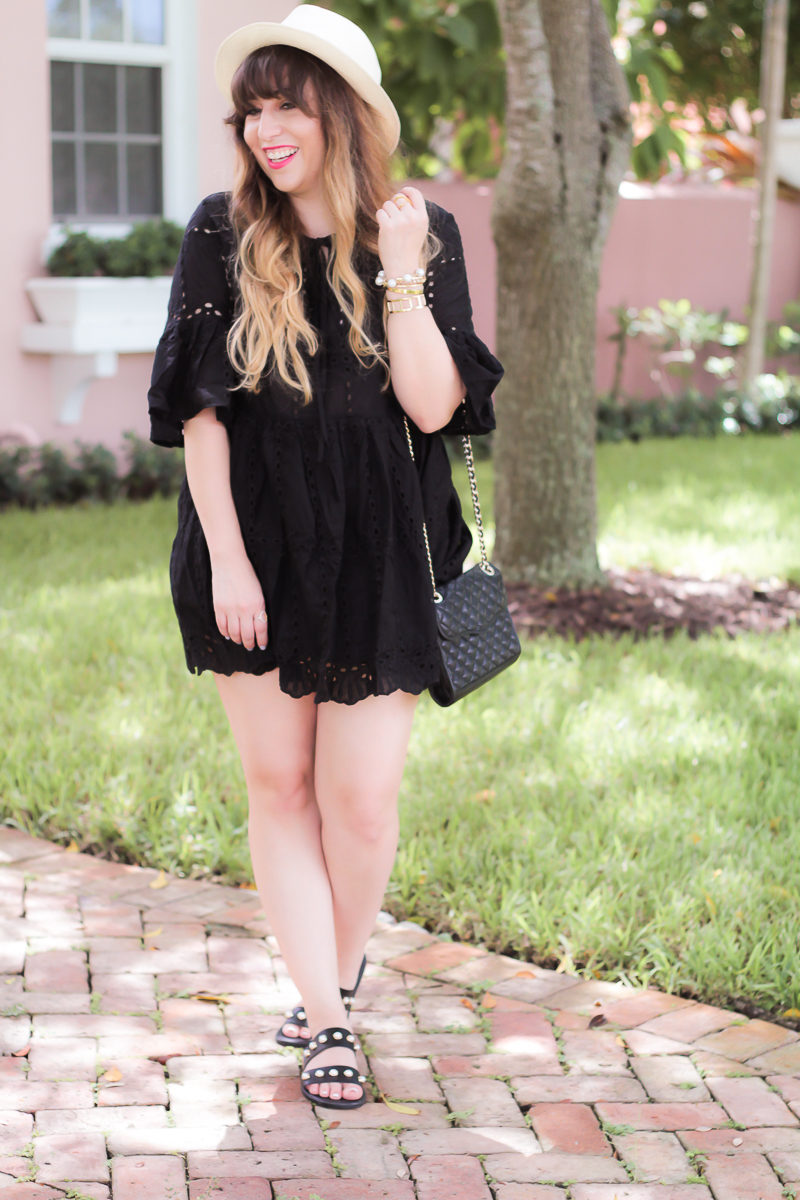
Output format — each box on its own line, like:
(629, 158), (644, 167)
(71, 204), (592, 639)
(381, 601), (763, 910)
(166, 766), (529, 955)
(238, 605), (268, 651)
(398, 185), (425, 211)
(210, 558), (268, 650)
(376, 186), (429, 277)
(239, 612), (256, 651)
(216, 607), (268, 650)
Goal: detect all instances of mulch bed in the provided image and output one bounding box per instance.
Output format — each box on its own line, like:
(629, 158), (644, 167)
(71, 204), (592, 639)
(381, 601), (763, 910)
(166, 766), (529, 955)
(508, 569), (800, 640)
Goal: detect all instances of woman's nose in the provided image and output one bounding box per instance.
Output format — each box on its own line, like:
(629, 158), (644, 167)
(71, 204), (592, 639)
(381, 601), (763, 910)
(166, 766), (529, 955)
(258, 106), (281, 139)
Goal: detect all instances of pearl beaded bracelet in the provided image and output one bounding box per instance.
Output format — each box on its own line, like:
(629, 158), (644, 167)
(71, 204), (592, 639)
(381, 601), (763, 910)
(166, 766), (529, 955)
(375, 267), (426, 290)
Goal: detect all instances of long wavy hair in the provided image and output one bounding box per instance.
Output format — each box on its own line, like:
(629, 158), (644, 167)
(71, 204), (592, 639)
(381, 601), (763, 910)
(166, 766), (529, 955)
(225, 45), (400, 402)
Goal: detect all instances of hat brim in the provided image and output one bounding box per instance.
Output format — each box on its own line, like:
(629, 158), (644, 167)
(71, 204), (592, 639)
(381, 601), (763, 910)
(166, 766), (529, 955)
(215, 22), (400, 154)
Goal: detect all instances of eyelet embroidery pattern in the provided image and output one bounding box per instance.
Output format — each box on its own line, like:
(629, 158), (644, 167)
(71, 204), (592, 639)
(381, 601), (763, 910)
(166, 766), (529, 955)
(151, 193), (502, 703)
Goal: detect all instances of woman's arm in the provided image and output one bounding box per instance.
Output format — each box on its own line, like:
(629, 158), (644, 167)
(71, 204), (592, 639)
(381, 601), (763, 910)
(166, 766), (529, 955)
(376, 187), (466, 434)
(183, 407), (267, 652)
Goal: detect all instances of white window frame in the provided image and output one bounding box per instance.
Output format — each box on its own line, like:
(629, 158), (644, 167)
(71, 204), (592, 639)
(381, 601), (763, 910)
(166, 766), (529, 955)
(47, 0), (197, 240)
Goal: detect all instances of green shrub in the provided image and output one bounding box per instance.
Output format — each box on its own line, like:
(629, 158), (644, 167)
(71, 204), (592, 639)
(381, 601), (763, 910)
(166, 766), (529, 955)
(604, 297), (800, 442)
(0, 447), (34, 506)
(0, 434), (184, 511)
(45, 231), (107, 277)
(597, 374), (799, 443)
(73, 443), (121, 503)
(46, 219), (184, 278)
(121, 432), (185, 500)
(103, 221), (184, 277)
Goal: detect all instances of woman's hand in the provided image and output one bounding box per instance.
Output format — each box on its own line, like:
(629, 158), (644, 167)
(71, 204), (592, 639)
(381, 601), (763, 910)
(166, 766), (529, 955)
(375, 186), (429, 277)
(211, 552), (268, 651)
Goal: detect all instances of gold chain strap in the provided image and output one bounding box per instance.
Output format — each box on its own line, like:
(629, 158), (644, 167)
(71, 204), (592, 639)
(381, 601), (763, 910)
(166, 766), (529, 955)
(403, 413), (495, 605)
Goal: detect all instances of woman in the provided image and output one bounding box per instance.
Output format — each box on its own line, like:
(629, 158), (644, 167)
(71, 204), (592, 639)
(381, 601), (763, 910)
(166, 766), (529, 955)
(148, 5), (502, 1110)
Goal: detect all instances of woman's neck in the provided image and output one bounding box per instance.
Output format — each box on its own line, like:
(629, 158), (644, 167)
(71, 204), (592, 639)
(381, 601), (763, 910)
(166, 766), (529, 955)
(291, 195), (334, 240)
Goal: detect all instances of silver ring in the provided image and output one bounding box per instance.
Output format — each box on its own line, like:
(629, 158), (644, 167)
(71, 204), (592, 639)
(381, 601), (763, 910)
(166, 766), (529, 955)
(255, 610), (267, 622)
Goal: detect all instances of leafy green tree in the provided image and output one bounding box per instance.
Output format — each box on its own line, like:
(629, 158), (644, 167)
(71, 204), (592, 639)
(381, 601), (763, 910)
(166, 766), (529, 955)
(645, 0), (800, 118)
(606, 0), (800, 177)
(333, 0), (505, 177)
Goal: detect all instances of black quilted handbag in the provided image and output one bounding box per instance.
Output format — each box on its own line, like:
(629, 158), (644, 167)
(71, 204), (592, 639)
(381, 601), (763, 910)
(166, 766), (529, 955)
(404, 418), (522, 707)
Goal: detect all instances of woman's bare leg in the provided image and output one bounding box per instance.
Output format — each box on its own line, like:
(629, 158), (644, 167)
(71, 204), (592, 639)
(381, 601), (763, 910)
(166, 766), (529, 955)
(306, 690), (418, 1098)
(216, 673), (417, 1103)
(213, 671), (345, 1050)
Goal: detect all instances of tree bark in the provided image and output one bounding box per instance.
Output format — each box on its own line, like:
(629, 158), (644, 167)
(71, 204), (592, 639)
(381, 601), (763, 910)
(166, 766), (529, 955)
(492, 0), (631, 585)
(743, 0), (789, 389)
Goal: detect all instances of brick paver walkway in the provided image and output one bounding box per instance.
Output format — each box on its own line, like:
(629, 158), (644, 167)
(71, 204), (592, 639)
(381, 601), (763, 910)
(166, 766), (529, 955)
(1, 828), (799, 1200)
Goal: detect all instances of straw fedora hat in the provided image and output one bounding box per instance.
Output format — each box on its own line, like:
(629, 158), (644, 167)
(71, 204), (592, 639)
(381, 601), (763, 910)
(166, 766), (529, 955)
(214, 5), (401, 153)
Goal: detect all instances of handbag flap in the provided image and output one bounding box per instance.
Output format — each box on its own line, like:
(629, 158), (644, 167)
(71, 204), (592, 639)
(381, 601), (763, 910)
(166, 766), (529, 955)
(435, 564), (510, 640)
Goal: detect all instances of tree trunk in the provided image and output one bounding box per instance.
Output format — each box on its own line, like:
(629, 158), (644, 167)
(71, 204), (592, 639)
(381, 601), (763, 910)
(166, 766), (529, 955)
(743, 0), (789, 389)
(492, 0), (631, 586)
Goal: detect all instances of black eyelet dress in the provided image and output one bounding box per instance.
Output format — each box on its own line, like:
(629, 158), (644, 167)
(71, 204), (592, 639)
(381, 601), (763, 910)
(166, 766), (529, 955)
(147, 192), (503, 704)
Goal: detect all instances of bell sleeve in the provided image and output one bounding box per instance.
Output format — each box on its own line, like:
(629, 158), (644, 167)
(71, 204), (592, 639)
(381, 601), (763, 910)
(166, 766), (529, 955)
(147, 195), (236, 448)
(426, 204), (504, 437)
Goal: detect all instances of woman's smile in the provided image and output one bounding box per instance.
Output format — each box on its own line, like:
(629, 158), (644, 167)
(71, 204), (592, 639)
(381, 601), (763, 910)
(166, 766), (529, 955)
(264, 145), (299, 168)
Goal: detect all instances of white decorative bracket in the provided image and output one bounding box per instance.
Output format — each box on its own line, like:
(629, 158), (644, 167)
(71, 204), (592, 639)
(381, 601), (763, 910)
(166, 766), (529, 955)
(21, 276), (172, 426)
(49, 352), (119, 425)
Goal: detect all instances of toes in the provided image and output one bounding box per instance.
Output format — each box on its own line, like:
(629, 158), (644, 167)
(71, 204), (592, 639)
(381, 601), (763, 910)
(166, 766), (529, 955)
(343, 1082), (362, 1101)
(281, 1022), (310, 1039)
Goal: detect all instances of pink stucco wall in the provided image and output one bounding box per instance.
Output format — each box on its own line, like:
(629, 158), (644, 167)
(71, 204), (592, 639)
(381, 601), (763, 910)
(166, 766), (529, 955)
(0, 2), (53, 446)
(4, 2), (799, 450)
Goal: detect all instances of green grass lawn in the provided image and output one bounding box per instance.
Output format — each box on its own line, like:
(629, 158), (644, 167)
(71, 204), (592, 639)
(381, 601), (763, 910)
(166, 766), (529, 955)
(2, 435), (799, 1018)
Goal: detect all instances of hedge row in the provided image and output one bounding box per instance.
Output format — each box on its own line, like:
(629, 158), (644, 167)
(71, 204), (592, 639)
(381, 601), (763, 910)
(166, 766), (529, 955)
(0, 433), (184, 510)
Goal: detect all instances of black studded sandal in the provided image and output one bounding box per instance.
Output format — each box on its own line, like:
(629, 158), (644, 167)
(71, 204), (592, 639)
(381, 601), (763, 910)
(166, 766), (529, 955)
(275, 1003), (310, 1048)
(300, 1025), (367, 1110)
(340, 954), (367, 1014)
(275, 955), (367, 1048)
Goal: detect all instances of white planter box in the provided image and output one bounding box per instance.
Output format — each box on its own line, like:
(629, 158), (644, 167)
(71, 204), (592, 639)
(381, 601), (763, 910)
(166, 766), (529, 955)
(776, 119), (800, 190)
(23, 275), (173, 354)
(21, 275), (174, 424)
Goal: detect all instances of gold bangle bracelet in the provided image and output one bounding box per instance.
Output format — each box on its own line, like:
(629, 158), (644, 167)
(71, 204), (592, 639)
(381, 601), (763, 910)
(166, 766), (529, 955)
(385, 285), (425, 297)
(386, 294), (428, 314)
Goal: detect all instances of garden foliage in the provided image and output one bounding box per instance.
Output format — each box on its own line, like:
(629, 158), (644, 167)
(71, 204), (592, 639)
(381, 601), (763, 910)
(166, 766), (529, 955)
(600, 297), (800, 441)
(47, 219), (184, 277)
(0, 434), (184, 510)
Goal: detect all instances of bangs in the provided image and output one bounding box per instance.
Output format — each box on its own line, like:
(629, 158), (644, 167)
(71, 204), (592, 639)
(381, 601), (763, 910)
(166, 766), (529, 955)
(231, 45), (321, 115)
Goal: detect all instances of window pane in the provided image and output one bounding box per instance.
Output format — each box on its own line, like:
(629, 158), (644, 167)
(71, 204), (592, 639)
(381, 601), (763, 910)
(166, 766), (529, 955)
(89, 0), (123, 40)
(125, 66), (160, 134)
(86, 142), (119, 214)
(52, 142), (77, 217)
(47, 0), (80, 38)
(51, 62), (76, 133)
(127, 144), (161, 215)
(84, 63), (118, 133)
(131, 0), (164, 44)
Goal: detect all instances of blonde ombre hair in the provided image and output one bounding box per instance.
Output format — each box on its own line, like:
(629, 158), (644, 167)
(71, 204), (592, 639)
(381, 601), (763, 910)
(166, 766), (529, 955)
(226, 46), (405, 402)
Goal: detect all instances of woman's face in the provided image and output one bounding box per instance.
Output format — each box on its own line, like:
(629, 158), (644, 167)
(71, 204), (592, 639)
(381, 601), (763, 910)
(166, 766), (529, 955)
(243, 91), (326, 205)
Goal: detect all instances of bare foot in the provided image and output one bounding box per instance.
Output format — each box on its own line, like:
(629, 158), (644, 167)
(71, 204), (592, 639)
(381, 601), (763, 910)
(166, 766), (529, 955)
(303, 1026), (364, 1104)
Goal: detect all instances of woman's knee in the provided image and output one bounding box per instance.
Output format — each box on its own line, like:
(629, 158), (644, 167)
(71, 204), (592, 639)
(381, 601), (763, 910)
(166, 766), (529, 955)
(244, 756), (315, 817)
(315, 779), (399, 845)
(214, 671), (318, 817)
